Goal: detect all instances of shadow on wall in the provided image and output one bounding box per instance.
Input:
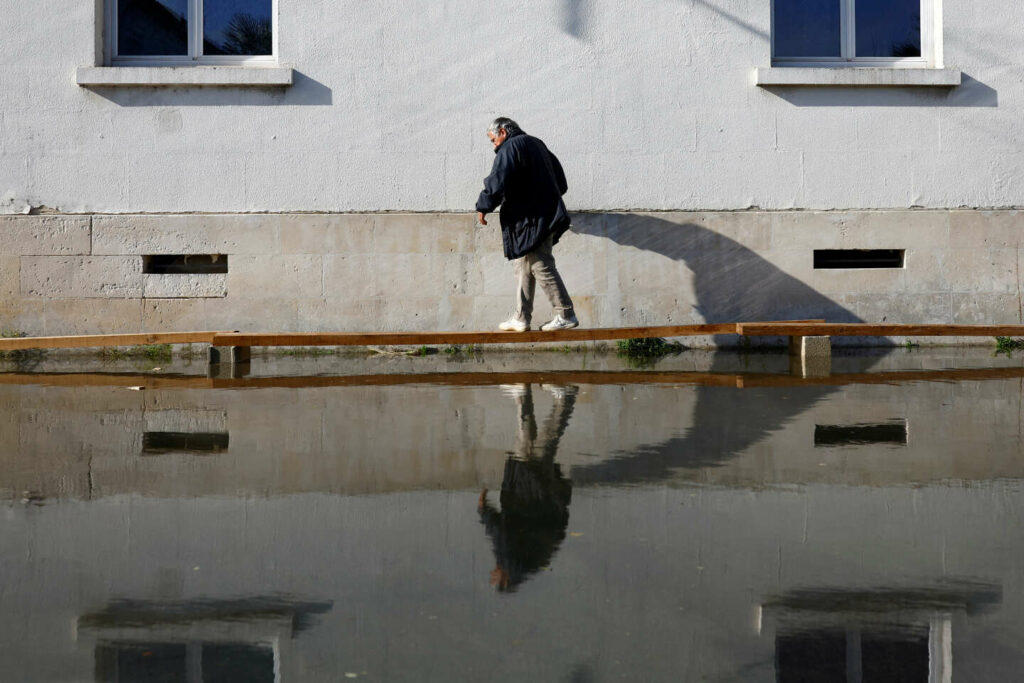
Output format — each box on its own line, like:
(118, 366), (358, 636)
(568, 212), (882, 484)
(562, 0), (770, 42)
(572, 212), (861, 332)
(561, 0), (591, 39)
(83, 71), (332, 107)
(762, 74), (998, 108)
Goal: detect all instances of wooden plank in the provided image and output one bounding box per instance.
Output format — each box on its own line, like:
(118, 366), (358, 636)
(0, 331), (224, 351)
(209, 324), (741, 347)
(736, 322), (1024, 337)
(0, 320), (822, 351)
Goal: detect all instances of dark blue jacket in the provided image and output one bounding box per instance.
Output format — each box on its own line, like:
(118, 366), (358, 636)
(475, 131), (571, 260)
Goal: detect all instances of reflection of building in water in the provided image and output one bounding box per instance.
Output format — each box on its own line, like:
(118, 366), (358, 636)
(760, 582), (1001, 683)
(4, 370), (1024, 500)
(479, 384), (577, 592)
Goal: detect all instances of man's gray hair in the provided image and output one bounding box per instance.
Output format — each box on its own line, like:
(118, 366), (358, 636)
(488, 117), (523, 136)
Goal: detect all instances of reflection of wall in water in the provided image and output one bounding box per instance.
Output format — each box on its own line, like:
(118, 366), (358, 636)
(2, 375), (1024, 499)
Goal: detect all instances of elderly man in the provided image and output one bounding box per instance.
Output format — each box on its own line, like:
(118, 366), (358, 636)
(476, 117), (579, 332)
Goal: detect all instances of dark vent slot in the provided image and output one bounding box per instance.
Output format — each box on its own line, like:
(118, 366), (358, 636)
(142, 432), (230, 454)
(814, 421), (907, 447)
(144, 254), (228, 275)
(813, 249), (904, 269)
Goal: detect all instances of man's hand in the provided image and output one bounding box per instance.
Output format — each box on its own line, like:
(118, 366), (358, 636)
(476, 212), (487, 226)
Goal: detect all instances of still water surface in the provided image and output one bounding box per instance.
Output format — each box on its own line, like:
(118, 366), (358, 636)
(1, 349), (1023, 681)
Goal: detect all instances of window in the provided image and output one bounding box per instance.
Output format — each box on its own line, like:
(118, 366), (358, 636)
(772, 0), (936, 67)
(107, 0), (276, 65)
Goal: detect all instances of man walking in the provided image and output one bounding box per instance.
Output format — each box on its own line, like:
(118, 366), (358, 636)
(476, 117), (579, 332)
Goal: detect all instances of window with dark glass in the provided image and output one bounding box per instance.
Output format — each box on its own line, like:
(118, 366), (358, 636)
(773, 0), (923, 62)
(112, 0), (273, 62)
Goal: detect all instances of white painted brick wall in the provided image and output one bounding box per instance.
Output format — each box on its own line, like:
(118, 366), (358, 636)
(0, 1), (1021, 213)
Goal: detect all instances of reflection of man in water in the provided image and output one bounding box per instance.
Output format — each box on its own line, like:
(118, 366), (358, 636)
(479, 383), (578, 592)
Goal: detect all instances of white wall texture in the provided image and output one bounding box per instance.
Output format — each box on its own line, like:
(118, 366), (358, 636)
(1, 0), (1023, 214)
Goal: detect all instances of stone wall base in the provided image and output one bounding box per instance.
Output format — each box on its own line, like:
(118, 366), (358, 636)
(2, 210), (1021, 347)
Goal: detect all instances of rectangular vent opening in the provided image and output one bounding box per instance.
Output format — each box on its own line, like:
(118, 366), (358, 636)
(813, 249), (904, 269)
(144, 254), (228, 275)
(814, 421), (908, 447)
(142, 431), (230, 454)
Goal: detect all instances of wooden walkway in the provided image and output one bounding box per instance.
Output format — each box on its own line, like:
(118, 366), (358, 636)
(209, 322), (1024, 347)
(3, 322), (1024, 352)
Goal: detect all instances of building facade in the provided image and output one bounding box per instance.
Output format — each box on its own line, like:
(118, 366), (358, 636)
(1, 1), (1022, 339)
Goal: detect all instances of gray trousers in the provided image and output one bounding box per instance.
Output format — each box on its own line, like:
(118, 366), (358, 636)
(513, 236), (574, 323)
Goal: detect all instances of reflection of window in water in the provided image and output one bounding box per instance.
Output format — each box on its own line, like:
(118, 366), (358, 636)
(762, 582), (1000, 682)
(775, 623), (945, 682)
(479, 384), (577, 592)
(96, 641), (275, 683)
(80, 597), (331, 683)
(814, 420), (908, 448)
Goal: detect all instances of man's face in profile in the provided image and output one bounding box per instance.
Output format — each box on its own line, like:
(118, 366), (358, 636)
(488, 129), (508, 150)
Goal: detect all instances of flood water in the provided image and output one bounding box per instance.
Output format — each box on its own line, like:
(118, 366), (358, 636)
(2, 348), (1023, 682)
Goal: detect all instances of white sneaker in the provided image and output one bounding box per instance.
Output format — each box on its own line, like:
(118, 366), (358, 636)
(500, 383), (528, 399)
(498, 318), (529, 332)
(540, 314), (579, 332)
(542, 384), (579, 400)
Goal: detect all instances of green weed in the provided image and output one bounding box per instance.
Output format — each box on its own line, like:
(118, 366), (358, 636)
(278, 346), (337, 357)
(616, 337), (684, 368)
(0, 329), (46, 362)
(995, 336), (1024, 355)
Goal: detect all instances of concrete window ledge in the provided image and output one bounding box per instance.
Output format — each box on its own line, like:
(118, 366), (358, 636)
(754, 67), (961, 87)
(76, 66), (294, 87)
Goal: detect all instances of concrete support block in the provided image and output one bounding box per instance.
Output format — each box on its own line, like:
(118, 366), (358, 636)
(40, 299), (144, 335)
(944, 248), (1018, 293)
(206, 357), (251, 379)
(789, 335), (831, 377)
(208, 346), (250, 365)
(229, 255), (322, 299)
(770, 210), (948, 251)
(143, 299), (209, 332)
(21, 256), (142, 299)
(950, 210), (1024, 249)
(0, 216), (91, 255)
(92, 215), (277, 255)
(277, 214), (374, 254)
(143, 273), (227, 298)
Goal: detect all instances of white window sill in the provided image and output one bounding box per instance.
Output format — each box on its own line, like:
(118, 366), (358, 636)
(754, 67), (961, 87)
(76, 66), (293, 87)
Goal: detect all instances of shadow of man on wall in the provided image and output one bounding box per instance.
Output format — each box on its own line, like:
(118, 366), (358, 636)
(479, 384), (578, 592)
(574, 212), (861, 330)
(569, 213), (880, 484)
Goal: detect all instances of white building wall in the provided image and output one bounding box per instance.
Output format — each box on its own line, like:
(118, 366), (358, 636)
(1, 0), (1022, 214)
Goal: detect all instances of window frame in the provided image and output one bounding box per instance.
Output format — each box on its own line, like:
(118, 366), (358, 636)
(771, 0), (938, 68)
(106, 0), (279, 66)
